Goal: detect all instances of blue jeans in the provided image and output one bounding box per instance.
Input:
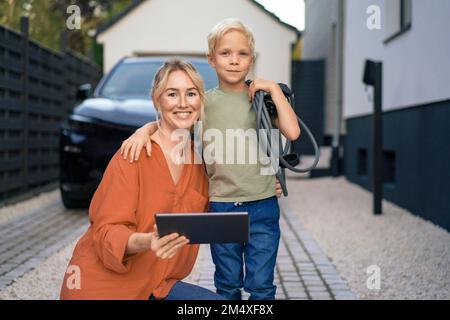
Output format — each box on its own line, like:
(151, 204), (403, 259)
(149, 281), (225, 300)
(209, 196), (280, 300)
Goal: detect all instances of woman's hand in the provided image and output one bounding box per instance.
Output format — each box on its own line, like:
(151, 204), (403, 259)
(125, 225), (189, 258)
(149, 225), (190, 259)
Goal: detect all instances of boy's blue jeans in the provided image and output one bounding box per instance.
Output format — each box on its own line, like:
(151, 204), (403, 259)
(209, 196), (280, 300)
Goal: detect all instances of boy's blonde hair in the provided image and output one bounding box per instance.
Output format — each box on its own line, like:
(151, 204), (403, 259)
(207, 18), (256, 60)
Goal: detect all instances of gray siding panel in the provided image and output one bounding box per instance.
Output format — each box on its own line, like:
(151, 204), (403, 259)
(345, 100), (450, 231)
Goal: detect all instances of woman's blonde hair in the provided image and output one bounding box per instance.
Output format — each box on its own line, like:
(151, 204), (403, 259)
(207, 18), (256, 60)
(150, 59), (206, 127)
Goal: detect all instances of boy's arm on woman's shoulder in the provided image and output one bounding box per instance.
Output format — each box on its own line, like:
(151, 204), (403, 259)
(137, 121), (158, 135)
(120, 121), (158, 162)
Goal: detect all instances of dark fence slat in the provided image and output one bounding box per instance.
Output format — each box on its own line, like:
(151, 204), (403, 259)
(0, 99), (24, 112)
(0, 177), (25, 193)
(0, 138), (23, 149)
(27, 138), (59, 149)
(0, 159), (23, 171)
(0, 77), (23, 92)
(0, 118), (23, 130)
(0, 59), (23, 73)
(26, 170), (59, 185)
(28, 155), (59, 167)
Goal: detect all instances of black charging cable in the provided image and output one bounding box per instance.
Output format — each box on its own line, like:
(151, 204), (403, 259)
(246, 80), (320, 196)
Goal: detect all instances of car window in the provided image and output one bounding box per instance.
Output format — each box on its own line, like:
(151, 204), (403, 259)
(191, 62), (218, 91)
(100, 62), (159, 99)
(99, 60), (218, 99)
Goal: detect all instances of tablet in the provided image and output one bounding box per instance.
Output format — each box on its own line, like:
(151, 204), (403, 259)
(155, 212), (249, 244)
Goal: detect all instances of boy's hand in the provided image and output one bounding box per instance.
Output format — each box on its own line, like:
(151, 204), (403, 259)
(275, 178), (282, 198)
(248, 78), (301, 141)
(120, 128), (152, 163)
(247, 78), (277, 100)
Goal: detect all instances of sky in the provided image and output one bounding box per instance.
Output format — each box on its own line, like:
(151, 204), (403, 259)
(255, 0), (305, 31)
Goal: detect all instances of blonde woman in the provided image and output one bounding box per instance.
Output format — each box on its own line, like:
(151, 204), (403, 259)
(60, 59), (223, 300)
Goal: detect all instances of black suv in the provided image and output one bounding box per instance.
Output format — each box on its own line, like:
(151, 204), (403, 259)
(59, 57), (217, 209)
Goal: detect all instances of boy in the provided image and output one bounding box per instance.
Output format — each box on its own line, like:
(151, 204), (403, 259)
(121, 18), (300, 300)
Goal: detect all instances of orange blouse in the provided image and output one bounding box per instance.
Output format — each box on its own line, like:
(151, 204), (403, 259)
(60, 140), (209, 300)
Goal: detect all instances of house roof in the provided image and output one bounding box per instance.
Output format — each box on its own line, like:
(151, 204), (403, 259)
(95, 0), (301, 37)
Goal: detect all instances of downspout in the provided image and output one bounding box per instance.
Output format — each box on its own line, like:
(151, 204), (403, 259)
(331, 0), (344, 176)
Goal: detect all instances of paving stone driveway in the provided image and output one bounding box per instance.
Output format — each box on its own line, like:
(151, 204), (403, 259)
(0, 194), (357, 300)
(188, 199), (357, 300)
(0, 201), (88, 290)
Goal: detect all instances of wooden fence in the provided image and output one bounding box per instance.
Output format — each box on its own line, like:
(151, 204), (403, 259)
(0, 17), (102, 204)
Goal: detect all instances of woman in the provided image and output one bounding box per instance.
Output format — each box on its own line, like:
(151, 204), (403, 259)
(60, 59), (223, 300)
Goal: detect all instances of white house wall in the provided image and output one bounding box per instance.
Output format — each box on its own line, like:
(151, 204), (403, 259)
(343, 0), (384, 118)
(343, 0), (450, 118)
(96, 0), (298, 86)
(302, 0), (338, 60)
(301, 0), (340, 136)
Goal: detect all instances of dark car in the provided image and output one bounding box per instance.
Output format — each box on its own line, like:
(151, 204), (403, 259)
(59, 56), (218, 209)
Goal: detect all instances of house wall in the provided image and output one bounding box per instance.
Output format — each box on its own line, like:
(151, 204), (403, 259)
(343, 0), (450, 231)
(301, 0), (340, 137)
(97, 0), (298, 86)
(343, 0), (450, 118)
(344, 100), (450, 231)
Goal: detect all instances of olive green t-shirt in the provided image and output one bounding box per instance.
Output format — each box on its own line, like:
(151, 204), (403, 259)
(203, 87), (276, 202)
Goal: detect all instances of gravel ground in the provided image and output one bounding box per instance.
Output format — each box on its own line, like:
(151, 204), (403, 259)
(0, 189), (60, 226)
(0, 239), (78, 300)
(0, 237), (208, 300)
(284, 175), (450, 300)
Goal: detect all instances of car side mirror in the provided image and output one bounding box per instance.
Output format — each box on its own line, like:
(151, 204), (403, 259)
(76, 83), (92, 101)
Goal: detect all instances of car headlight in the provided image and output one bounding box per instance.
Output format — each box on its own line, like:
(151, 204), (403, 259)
(66, 114), (96, 133)
(63, 145), (82, 153)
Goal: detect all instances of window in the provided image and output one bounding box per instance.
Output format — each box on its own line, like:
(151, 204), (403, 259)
(400, 0), (412, 29)
(385, 0), (412, 43)
(99, 60), (217, 99)
(382, 150), (396, 184)
(357, 148), (368, 177)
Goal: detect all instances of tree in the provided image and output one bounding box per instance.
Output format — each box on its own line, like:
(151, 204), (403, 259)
(0, 0), (134, 65)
